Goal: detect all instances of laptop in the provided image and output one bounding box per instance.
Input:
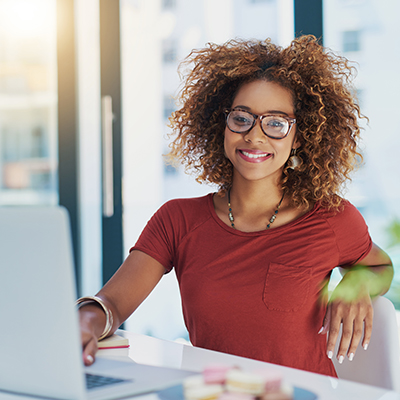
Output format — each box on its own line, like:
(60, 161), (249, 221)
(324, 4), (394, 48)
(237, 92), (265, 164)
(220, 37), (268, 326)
(0, 206), (195, 400)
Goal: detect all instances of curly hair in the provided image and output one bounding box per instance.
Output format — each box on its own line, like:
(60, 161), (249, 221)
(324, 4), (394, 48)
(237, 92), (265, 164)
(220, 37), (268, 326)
(167, 35), (364, 210)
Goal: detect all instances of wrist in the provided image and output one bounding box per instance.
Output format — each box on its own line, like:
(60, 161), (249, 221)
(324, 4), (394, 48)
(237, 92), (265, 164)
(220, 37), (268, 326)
(79, 305), (106, 339)
(340, 267), (383, 298)
(76, 296), (114, 340)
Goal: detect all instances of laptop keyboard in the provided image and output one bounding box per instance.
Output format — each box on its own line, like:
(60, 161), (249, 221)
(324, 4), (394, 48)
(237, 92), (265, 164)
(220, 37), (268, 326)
(85, 373), (131, 390)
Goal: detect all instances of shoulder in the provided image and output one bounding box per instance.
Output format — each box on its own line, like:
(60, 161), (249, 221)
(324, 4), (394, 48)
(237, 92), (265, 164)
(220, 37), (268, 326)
(317, 199), (366, 228)
(307, 199), (370, 245)
(316, 199), (372, 264)
(159, 194), (213, 216)
(154, 193), (214, 229)
(134, 193), (215, 264)
(162, 194), (213, 210)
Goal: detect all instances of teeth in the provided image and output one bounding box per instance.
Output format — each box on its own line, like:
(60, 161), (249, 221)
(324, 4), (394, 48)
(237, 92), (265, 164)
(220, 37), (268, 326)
(241, 151), (268, 159)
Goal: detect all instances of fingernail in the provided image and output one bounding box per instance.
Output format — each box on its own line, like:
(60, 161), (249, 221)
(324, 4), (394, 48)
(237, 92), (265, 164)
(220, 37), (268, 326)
(349, 353), (354, 361)
(86, 355), (94, 364)
(338, 355), (344, 364)
(318, 327), (324, 334)
(327, 351), (333, 359)
(363, 343), (369, 350)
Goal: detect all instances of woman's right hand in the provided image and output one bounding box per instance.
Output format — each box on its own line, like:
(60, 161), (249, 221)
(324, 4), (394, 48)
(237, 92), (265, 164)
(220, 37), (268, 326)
(78, 251), (167, 365)
(78, 304), (107, 366)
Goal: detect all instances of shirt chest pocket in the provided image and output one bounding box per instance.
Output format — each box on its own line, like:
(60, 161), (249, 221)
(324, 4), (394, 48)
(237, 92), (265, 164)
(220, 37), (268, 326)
(263, 262), (312, 312)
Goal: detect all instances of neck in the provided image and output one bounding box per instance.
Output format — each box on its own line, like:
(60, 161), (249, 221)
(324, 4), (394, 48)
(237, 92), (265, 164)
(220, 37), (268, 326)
(229, 175), (284, 213)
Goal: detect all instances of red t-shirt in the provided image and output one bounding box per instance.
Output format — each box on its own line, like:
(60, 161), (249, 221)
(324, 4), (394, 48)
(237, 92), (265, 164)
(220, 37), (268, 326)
(132, 194), (372, 376)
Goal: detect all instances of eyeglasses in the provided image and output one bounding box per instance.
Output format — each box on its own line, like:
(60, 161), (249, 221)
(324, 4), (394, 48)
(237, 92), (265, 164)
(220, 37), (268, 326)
(224, 108), (296, 139)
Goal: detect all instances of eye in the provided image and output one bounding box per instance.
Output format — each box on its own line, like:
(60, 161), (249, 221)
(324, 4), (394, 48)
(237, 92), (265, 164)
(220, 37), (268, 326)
(230, 111), (253, 126)
(264, 116), (287, 131)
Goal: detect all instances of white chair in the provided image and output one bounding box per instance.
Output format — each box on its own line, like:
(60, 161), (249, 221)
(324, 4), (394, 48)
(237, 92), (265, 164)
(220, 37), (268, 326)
(332, 296), (400, 392)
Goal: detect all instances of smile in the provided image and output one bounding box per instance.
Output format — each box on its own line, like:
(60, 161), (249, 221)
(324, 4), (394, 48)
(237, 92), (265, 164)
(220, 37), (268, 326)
(241, 150), (269, 159)
(238, 150), (272, 163)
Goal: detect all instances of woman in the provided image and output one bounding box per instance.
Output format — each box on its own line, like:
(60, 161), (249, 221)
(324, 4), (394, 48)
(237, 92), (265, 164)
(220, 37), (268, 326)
(78, 35), (393, 377)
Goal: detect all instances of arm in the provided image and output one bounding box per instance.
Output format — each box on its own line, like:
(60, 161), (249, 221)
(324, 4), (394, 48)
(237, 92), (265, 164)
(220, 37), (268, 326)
(79, 250), (166, 365)
(321, 242), (393, 363)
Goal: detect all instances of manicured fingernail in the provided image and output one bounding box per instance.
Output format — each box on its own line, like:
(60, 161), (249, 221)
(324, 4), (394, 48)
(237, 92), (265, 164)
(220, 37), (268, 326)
(318, 327), (324, 334)
(349, 353), (354, 361)
(327, 351), (333, 359)
(363, 343), (369, 350)
(338, 355), (344, 364)
(86, 355), (94, 364)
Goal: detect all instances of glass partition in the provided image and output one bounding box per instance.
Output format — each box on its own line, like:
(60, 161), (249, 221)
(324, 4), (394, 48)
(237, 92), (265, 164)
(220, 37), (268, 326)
(323, 0), (400, 307)
(0, 0), (58, 205)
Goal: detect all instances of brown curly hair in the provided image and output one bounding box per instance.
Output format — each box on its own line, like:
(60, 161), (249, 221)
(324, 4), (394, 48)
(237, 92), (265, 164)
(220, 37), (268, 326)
(167, 35), (364, 210)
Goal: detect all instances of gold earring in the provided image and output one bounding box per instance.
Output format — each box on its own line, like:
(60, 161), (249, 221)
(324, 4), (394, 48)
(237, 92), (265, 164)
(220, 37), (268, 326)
(288, 148), (301, 170)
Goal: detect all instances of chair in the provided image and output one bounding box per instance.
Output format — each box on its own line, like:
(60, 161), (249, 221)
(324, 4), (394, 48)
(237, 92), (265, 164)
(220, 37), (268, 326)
(332, 296), (400, 392)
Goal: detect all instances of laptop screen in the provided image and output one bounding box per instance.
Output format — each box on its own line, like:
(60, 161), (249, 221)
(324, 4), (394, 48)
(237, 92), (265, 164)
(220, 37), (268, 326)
(0, 207), (87, 400)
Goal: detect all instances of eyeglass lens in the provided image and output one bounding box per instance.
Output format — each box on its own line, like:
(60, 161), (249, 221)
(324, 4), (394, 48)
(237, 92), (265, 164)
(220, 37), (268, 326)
(227, 109), (290, 138)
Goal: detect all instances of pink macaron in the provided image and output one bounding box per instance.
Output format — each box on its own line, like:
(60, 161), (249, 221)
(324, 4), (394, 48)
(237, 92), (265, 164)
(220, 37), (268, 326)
(253, 369), (282, 393)
(203, 365), (233, 385)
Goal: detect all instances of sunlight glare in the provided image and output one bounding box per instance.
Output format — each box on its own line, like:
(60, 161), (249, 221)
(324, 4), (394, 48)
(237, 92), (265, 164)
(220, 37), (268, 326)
(0, 0), (55, 38)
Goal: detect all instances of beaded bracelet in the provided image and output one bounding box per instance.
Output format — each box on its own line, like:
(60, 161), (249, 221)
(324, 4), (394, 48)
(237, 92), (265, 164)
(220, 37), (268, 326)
(76, 296), (114, 341)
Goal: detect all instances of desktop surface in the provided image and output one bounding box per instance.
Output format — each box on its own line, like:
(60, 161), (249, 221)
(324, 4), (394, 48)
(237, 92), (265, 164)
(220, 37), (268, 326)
(103, 330), (400, 400)
(1, 330), (399, 400)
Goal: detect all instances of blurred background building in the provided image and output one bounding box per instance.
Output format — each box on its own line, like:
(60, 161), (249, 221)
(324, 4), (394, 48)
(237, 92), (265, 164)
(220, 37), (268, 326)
(1, 0), (399, 341)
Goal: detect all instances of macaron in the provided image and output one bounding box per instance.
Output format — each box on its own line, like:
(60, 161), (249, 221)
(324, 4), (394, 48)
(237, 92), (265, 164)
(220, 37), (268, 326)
(183, 374), (205, 391)
(185, 384), (224, 400)
(253, 369), (282, 392)
(203, 365), (232, 385)
(217, 391), (255, 400)
(225, 369), (265, 396)
(261, 383), (294, 400)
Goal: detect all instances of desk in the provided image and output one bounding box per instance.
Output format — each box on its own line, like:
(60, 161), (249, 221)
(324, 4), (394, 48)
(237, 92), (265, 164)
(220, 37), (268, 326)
(96, 330), (400, 400)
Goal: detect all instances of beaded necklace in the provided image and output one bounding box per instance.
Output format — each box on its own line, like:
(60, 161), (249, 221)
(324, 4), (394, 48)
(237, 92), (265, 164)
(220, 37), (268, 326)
(227, 189), (285, 230)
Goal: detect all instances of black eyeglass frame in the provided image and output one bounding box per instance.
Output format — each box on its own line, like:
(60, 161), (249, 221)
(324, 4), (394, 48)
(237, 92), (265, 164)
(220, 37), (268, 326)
(224, 108), (297, 140)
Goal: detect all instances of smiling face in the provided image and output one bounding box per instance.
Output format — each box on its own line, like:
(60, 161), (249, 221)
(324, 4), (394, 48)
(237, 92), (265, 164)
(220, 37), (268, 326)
(224, 79), (298, 185)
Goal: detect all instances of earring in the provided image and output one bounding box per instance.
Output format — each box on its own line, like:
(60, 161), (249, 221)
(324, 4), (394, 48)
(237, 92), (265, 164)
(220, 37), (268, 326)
(288, 148), (301, 170)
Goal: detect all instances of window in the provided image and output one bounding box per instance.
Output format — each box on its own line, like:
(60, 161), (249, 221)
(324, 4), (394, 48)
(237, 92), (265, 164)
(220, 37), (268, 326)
(0, 0), (57, 204)
(355, 88), (363, 108)
(324, 0), (400, 309)
(162, 0), (176, 10)
(163, 95), (176, 120)
(162, 40), (177, 64)
(343, 30), (361, 52)
(164, 162), (178, 175)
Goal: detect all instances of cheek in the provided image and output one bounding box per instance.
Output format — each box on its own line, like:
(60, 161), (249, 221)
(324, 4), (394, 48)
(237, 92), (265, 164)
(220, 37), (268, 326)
(224, 128), (238, 146)
(224, 131), (242, 161)
(223, 128), (232, 154)
(223, 136), (229, 158)
(292, 126), (300, 148)
(273, 140), (293, 161)
(281, 143), (293, 157)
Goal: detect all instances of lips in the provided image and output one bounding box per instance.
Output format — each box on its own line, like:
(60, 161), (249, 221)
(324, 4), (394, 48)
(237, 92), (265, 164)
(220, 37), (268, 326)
(238, 149), (272, 163)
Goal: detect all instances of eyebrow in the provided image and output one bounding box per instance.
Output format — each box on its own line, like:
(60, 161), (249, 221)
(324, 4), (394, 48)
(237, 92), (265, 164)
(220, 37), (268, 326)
(233, 105), (292, 116)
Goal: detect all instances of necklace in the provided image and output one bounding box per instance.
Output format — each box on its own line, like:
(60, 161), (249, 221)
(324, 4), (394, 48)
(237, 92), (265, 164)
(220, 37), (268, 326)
(227, 189), (285, 230)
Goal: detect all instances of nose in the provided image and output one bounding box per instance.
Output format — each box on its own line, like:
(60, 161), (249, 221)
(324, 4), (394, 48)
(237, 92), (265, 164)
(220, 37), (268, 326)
(243, 118), (267, 143)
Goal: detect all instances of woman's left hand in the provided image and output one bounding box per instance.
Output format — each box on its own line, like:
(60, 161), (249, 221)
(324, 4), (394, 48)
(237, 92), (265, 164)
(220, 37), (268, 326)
(320, 273), (373, 363)
(319, 242), (393, 363)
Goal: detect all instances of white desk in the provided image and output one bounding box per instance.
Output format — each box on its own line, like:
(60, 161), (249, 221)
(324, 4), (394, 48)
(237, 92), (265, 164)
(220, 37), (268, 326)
(0, 330), (398, 400)
(96, 330), (400, 400)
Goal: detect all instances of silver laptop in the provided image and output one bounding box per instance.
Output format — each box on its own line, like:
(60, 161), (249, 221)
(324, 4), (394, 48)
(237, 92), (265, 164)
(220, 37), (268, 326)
(0, 206), (194, 400)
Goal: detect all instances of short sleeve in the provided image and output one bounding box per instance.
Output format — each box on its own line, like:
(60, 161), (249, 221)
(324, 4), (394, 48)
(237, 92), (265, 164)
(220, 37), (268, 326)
(324, 201), (372, 267)
(130, 202), (178, 272)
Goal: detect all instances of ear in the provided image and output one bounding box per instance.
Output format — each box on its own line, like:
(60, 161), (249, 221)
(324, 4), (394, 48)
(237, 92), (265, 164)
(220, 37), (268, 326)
(292, 136), (301, 150)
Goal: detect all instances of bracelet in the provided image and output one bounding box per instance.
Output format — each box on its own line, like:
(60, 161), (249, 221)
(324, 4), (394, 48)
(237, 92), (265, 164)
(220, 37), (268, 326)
(76, 296), (114, 341)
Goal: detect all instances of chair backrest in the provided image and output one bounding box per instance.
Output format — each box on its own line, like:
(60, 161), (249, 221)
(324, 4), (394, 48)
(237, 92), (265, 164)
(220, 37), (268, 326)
(332, 296), (400, 392)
